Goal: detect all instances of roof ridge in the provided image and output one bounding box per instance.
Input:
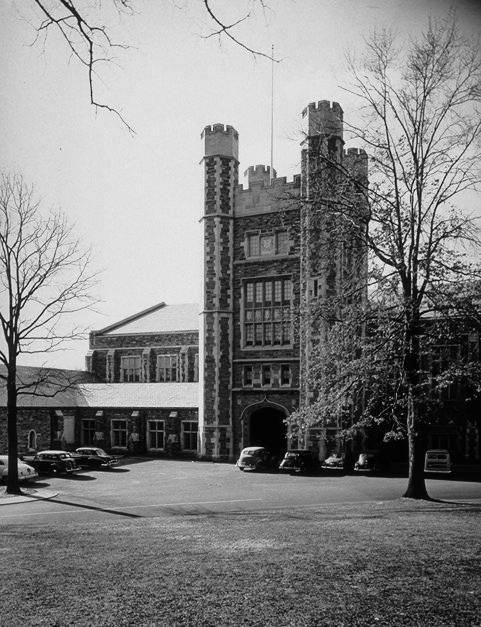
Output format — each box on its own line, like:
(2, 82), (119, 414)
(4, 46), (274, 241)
(96, 302), (167, 334)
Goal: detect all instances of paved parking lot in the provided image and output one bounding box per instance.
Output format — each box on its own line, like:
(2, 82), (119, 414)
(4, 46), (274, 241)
(1, 457), (480, 526)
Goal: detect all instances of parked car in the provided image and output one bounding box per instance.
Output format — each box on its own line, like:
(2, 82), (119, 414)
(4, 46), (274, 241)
(72, 447), (119, 469)
(354, 453), (378, 472)
(279, 449), (319, 474)
(321, 453), (345, 470)
(424, 449), (452, 474)
(0, 455), (38, 483)
(30, 450), (81, 475)
(236, 446), (277, 472)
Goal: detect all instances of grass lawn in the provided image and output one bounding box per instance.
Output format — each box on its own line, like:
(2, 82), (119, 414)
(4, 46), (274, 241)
(2, 499), (480, 626)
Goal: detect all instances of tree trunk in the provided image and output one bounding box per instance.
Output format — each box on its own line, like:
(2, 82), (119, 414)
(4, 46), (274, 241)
(403, 392), (429, 500)
(6, 361), (21, 495)
(402, 312), (430, 500)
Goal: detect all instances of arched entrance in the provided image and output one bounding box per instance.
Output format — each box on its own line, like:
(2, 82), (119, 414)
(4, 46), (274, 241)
(248, 406), (287, 457)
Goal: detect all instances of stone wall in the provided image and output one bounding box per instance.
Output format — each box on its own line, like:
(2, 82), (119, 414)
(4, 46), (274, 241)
(0, 408), (52, 455)
(88, 333), (199, 383)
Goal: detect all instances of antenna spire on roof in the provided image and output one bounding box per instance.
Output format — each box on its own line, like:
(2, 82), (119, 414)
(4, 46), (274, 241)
(270, 44), (275, 184)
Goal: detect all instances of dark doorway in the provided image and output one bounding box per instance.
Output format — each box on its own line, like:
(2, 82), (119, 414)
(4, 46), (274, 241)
(249, 407), (287, 456)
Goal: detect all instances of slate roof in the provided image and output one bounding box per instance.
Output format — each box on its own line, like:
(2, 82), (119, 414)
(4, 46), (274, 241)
(0, 366), (199, 409)
(97, 302), (200, 335)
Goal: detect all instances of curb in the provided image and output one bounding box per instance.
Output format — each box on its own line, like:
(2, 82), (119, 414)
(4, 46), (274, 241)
(0, 489), (59, 506)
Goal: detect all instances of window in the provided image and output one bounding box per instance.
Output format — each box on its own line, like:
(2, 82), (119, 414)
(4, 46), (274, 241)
(111, 420), (127, 448)
(157, 355), (178, 382)
(262, 365), (272, 386)
(245, 230), (289, 258)
(247, 234), (260, 257)
(244, 365), (253, 386)
(194, 353), (199, 382)
(276, 230), (289, 254)
(27, 429), (37, 450)
(310, 277), (321, 299)
(244, 278), (292, 347)
(281, 364), (291, 386)
(121, 356), (141, 382)
(148, 420), (165, 450)
(82, 419), (96, 445)
(182, 422), (198, 451)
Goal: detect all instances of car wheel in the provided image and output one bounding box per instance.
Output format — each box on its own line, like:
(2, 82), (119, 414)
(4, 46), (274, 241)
(238, 467), (244, 472)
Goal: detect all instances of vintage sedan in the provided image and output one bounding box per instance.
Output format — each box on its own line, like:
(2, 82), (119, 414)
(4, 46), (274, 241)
(279, 450), (319, 474)
(321, 453), (345, 470)
(354, 453), (378, 472)
(236, 446), (276, 472)
(31, 450), (81, 475)
(0, 455), (38, 482)
(73, 447), (119, 469)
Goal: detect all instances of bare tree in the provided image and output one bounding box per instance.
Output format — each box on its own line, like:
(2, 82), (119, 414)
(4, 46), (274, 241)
(29, 0), (275, 133)
(290, 17), (481, 499)
(0, 173), (97, 494)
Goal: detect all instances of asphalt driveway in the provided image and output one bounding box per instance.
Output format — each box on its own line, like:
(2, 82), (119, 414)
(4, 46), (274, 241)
(1, 458), (480, 525)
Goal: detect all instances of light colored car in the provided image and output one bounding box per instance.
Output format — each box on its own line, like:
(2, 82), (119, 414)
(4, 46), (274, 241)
(0, 455), (39, 482)
(321, 453), (344, 470)
(236, 446), (276, 472)
(424, 449), (452, 474)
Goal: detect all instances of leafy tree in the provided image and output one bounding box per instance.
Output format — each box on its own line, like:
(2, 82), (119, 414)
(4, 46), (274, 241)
(290, 17), (481, 499)
(0, 173), (96, 494)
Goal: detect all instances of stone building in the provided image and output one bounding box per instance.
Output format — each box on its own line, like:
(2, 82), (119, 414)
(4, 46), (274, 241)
(2, 98), (479, 467)
(199, 100), (368, 461)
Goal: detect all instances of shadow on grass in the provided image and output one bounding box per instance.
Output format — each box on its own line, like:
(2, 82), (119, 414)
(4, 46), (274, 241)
(105, 467), (130, 473)
(34, 495), (143, 518)
(58, 473), (97, 481)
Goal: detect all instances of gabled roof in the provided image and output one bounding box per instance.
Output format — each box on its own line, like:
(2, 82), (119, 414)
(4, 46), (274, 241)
(97, 302), (200, 335)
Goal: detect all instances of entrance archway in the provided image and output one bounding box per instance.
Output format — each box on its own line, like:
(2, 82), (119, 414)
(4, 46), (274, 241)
(248, 406), (287, 457)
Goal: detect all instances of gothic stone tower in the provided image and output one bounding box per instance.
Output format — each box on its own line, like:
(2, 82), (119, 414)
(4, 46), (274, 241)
(200, 101), (368, 462)
(199, 124), (238, 459)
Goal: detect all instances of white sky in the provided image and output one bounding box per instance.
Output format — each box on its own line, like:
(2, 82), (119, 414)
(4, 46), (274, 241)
(1, 0), (480, 370)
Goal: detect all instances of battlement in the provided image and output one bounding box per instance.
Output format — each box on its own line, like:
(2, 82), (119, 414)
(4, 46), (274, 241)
(343, 147), (368, 180)
(344, 147), (367, 157)
(244, 164), (277, 187)
(302, 100), (343, 138)
(235, 172), (300, 216)
(202, 123), (239, 160)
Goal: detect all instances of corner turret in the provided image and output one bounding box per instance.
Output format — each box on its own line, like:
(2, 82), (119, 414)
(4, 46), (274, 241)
(343, 147), (368, 183)
(302, 100), (343, 139)
(202, 124), (239, 160)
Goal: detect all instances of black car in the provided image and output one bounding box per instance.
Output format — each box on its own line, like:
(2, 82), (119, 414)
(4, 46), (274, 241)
(73, 447), (119, 469)
(279, 450), (319, 474)
(31, 450), (81, 475)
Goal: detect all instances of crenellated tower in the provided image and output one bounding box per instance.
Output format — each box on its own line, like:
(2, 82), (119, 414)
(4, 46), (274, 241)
(199, 123), (238, 459)
(299, 101), (368, 456)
